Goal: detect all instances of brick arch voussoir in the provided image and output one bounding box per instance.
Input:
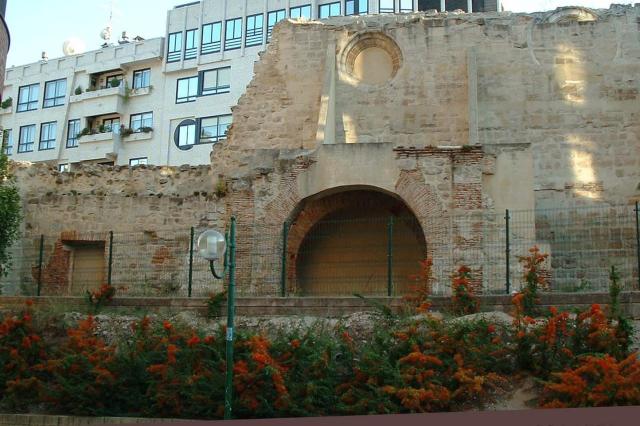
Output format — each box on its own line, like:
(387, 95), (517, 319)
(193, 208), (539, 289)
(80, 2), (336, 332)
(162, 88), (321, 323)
(394, 170), (448, 260)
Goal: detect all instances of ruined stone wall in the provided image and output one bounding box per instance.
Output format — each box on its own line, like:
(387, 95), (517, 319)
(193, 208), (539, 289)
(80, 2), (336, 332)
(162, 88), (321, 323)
(3, 163), (226, 297)
(212, 6), (640, 292)
(217, 7), (640, 208)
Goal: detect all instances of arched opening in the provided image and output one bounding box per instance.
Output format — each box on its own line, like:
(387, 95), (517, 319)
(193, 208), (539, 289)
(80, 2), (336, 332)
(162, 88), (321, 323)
(286, 188), (427, 296)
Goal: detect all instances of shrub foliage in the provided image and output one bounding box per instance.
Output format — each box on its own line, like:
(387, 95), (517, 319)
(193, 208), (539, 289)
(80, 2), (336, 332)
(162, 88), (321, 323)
(0, 249), (636, 418)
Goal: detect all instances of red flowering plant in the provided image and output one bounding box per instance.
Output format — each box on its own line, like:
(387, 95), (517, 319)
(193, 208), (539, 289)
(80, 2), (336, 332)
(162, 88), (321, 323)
(404, 258), (435, 315)
(0, 300), (46, 410)
(336, 312), (513, 415)
(539, 353), (640, 408)
(268, 323), (345, 417)
(86, 283), (116, 313)
(518, 246), (549, 317)
(450, 265), (479, 316)
(31, 315), (122, 415)
(141, 320), (226, 419)
(231, 333), (291, 418)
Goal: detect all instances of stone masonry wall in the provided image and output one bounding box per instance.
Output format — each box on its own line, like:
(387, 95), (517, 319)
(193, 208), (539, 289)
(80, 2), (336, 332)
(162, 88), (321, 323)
(3, 162), (226, 296)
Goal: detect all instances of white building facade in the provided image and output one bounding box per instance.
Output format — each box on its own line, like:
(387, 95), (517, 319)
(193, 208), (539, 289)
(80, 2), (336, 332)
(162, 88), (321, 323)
(0, 0), (499, 168)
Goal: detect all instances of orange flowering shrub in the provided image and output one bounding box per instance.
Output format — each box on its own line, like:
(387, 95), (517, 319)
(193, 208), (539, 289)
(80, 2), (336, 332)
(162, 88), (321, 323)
(450, 265), (479, 316)
(513, 298), (631, 377)
(405, 258), (435, 314)
(32, 315), (123, 415)
(0, 289), (635, 419)
(86, 283), (116, 312)
(518, 246), (549, 317)
(540, 354), (640, 408)
(140, 319), (226, 418)
(232, 334), (290, 417)
(0, 300), (46, 410)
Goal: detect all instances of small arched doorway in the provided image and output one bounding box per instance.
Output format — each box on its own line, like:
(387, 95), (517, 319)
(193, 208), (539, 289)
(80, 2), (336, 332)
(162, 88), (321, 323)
(286, 187), (427, 296)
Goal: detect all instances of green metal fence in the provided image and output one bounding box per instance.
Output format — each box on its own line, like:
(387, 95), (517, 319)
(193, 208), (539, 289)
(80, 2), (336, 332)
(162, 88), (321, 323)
(2, 204), (639, 297)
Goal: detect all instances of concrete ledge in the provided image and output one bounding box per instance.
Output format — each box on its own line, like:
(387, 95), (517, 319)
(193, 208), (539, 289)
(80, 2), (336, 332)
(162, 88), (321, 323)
(0, 413), (192, 425)
(1, 292), (639, 318)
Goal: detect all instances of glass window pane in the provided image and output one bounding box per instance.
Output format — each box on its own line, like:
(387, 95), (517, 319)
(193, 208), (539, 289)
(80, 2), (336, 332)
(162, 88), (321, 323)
(217, 67), (230, 88)
(203, 24), (212, 43)
(380, 0), (394, 12)
(212, 22), (221, 41)
(30, 85), (39, 102)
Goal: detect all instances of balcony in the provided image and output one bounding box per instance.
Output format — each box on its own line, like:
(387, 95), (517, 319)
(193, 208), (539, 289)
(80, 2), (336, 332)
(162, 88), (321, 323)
(69, 85), (125, 116)
(122, 130), (153, 142)
(128, 86), (152, 98)
(67, 130), (121, 162)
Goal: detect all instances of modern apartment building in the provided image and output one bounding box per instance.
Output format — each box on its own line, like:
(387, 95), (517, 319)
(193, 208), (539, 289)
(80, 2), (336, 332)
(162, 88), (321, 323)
(0, 0), (500, 168)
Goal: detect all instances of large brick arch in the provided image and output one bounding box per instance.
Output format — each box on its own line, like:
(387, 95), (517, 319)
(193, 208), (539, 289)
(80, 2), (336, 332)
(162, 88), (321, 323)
(284, 185), (430, 293)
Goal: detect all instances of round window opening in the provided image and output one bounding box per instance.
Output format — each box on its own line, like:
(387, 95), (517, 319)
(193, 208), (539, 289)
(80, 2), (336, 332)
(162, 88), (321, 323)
(174, 119), (196, 151)
(342, 33), (402, 87)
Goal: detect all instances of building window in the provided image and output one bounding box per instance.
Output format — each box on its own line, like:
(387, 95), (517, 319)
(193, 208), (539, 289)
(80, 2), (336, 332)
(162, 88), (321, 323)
(418, 0), (443, 11)
(132, 69), (150, 89)
(130, 112), (153, 132)
(67, 119), (80, 148)
(224, 18), (242, 51)
(400, 0), (414, 12)
(2, 129), (12, 156)
(346, 0), (369, 15)
(290, 4), (311, 19)
(174, 119), (197, 149)
(199, 67), (230, 96)
(18, 125), (35, 153)
(245, 14), (264, 47)
(176, 76), (198, 103)
(129, 157), (148, 166)
(319, 1), (341, 18)
(379, 0), (395, 13)
(39, 122), (57, 150)
(102, 118), (120, 133)
(185, 29), (198, 59)
(58, 163), (69, 172)
(267, 9), (286, 42)
(17, 83), (39, 112)
(199, 115), (232, 144)
(167, 31), (183, 62)
(43, 78), (67, 108)
(201, 22), (222, 54)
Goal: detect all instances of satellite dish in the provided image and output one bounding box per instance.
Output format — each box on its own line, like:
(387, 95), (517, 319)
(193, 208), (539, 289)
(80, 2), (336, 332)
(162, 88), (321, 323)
(62, 38), (86, 56)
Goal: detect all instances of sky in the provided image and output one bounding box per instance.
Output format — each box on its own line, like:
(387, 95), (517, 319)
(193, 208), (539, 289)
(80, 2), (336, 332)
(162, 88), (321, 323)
(4, 0), (636, 67)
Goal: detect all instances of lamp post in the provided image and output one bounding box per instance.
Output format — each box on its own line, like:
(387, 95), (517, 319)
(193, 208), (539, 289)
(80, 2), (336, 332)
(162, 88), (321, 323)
(196, 216), (237, 420)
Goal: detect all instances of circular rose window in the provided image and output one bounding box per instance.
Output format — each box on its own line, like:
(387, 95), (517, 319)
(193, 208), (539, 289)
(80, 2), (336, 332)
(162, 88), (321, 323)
(340, 32), (403, 87)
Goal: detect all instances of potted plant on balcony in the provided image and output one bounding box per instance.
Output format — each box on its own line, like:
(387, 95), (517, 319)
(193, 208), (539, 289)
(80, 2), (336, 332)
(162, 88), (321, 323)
(74, 86), (83, 95)
(119, 125), (134, 137)
(76, 127), (91, 140)
(139, 126), (153, 133)
(1, 97), (12, 109)
(109, 77), (121, 88)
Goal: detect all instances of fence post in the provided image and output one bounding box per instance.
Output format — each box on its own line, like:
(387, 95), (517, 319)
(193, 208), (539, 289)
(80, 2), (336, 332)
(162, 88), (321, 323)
(188, 226), (194, 297)
(387, 216), (394, 297)
(280, 221), (288, 297)
(635, 202), (640, 290)
(505, 209), (510, 294)
(36, 234), (44, 296)
(107, 231), (114, 286)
